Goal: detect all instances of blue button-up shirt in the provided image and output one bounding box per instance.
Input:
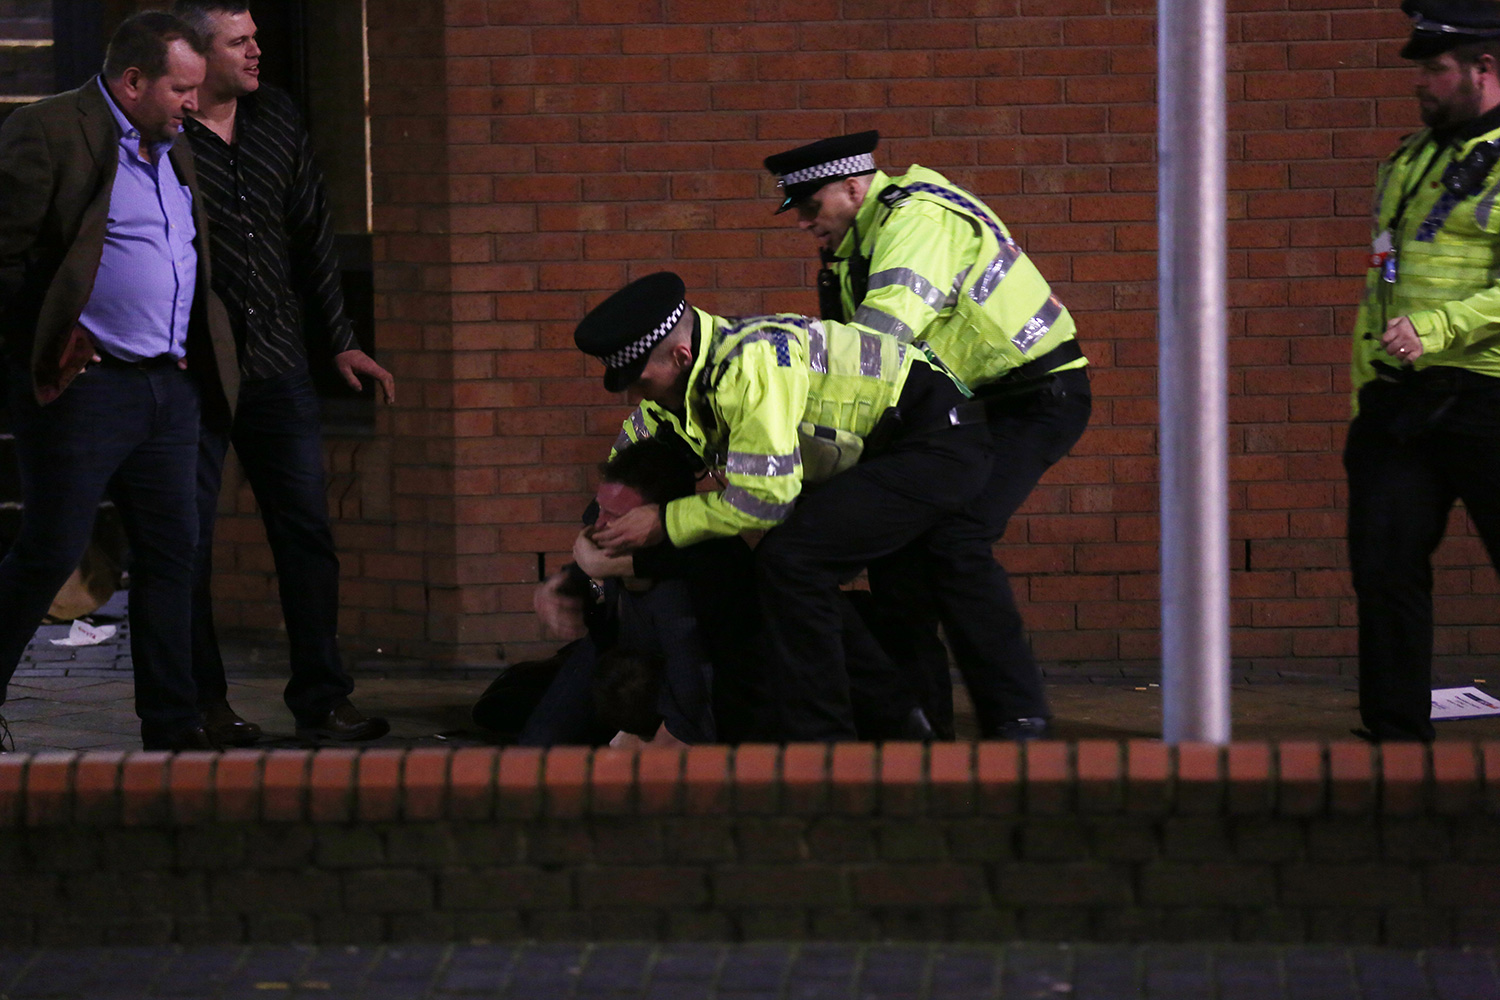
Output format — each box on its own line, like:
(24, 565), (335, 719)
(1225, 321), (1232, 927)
(77, 77), (197, 361)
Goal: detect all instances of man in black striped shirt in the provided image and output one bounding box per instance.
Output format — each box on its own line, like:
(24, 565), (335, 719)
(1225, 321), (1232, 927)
(175, 0), (394, 744)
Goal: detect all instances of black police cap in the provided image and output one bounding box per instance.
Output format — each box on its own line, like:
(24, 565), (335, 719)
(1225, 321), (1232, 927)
(763, 130), (880, 213)
(1401, 0), (1500, 60)
(574, 271), (688, 393)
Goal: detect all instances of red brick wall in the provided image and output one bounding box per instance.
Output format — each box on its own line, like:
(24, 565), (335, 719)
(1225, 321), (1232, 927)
(204, 1), (1500, 670)
(2, 742), (1497, 944)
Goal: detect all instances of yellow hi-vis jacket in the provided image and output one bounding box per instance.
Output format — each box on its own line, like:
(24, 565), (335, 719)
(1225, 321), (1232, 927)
(613, 308), (920, 548)
(1353, 121), (1500, 408)
(829, 166), (1087, 391)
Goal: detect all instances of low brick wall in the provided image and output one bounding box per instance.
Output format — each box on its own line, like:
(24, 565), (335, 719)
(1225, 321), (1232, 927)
(2, 742), (1496, 946)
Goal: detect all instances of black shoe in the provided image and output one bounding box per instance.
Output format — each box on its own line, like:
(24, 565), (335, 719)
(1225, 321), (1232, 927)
(296, 701), (390, 742)
(140, 724), (220, 752)
(0, 714), (13, 753)
(989, 716), (1050, 741)
(201, 700), (262, 747)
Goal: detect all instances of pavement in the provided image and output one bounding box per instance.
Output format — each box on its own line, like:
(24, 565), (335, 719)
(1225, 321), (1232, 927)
(0, 942), (1496, 999)
(5, 592), (1500, 752)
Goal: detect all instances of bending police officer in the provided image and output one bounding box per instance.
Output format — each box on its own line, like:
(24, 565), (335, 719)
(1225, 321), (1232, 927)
(575, 272), (994, 741)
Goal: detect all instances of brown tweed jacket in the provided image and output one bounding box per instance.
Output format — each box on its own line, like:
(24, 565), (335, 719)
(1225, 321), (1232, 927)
(0, 78), (237, 413)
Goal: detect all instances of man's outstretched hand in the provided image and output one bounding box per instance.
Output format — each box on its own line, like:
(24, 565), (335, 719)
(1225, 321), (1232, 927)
(334, 348), (396, 403)
(533, 569), (585, 640)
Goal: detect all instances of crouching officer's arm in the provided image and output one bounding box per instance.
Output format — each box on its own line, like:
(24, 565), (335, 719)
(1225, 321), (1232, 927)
(665, 349), (808, 548)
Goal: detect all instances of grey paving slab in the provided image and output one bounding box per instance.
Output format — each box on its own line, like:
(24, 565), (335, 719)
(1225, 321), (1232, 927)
(857, 946), (928, 994)
(927, 947), (998, 996)
(788, 944), (859, 982)
(1354, 949), (1435, 1000)
(999, 944), (1074, 999)
(1213, 951), (1285, 1000)
(0, 945), (1483, 1000)
(153, 946), (245, 998)
(1283, 948), (1359, 1000)
(1426, 949), (1500, 1000)
(717, 945), (792, 992)
(580, 944), (655, 991)
(217, 946), (314, 999)
(650, 945), (723, 983)
(1070, 949), (1141, 1000)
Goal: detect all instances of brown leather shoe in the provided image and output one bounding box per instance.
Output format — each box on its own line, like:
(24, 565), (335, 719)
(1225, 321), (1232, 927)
(296, 701), (390, 742)
(141, 724), (220, 752)
(200, 700), (262, 747)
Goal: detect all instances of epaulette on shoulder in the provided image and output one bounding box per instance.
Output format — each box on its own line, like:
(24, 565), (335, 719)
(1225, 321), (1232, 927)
(878, 184), (911, 209)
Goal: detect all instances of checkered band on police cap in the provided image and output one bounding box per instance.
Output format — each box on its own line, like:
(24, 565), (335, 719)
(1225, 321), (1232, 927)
(602, 298), (687, 370)
(776, 152), (878, 189)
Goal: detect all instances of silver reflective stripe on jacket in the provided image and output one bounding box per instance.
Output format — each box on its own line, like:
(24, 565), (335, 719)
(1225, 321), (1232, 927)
(968, 240), (1022, 305)
(853, 304), (912, 342)
(899, 180), (1020, 305)
(723, 485), (795, 522)
(807, 322), (828, 374)
(1012, 295), (1063, 354)
(868, 267), (948, 311)
(726, 449), (801, 477)
(859, 331), (884, 377)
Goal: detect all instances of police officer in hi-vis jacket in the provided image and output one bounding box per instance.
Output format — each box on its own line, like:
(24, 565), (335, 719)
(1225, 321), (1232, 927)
(763, 131), (1092, 740)
(1347, 0), (1500, 742)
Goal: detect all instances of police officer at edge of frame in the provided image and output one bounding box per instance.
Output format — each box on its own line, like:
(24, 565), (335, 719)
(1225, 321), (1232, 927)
(1347, 0), (1500, 742)
(761, 132), (1091, 740)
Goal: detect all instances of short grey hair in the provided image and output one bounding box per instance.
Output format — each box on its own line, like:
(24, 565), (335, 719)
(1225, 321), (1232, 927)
(170, 0), (251, 43)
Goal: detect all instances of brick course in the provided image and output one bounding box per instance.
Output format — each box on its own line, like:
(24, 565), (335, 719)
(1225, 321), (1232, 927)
(183, 3), (1499, 674)
(1, 742), (1497, 946)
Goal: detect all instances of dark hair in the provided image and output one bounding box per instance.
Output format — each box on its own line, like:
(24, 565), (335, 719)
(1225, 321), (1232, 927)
(1450, 38), (1500, 72)
(171, 0), (251, 43)
(103, 11), (207, 80)
(592, 649), (666, 739)
(599, 438), (697, 507)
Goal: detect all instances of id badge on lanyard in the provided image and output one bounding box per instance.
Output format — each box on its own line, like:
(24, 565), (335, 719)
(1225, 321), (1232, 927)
(1370, 229), (1397, 283)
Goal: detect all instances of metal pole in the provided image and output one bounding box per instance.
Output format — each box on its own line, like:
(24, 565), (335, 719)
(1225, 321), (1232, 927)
(1158, 0), (1231, 744)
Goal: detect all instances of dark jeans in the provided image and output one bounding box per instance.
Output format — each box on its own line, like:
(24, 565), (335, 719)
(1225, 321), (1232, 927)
(0, 361), (201, 732)
(1344, 377), (1500, 742)
(516, 579), (715, 748)
(194, 366), (353, 721)
(866, 367), (1093, 736)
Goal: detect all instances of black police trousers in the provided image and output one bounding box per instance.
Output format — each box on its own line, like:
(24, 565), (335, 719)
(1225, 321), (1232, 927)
(1345, 373), (1500, 742)
(865, 367), (1092, 737)
(754, 364), (996, 741)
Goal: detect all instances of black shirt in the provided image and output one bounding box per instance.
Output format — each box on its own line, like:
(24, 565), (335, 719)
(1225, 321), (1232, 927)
(183, 85), (357, 380)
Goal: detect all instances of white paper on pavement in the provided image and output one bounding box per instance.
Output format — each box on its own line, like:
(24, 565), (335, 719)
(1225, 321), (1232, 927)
(48, 620), (117, 647)
(1431, 686), (1500, 721)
